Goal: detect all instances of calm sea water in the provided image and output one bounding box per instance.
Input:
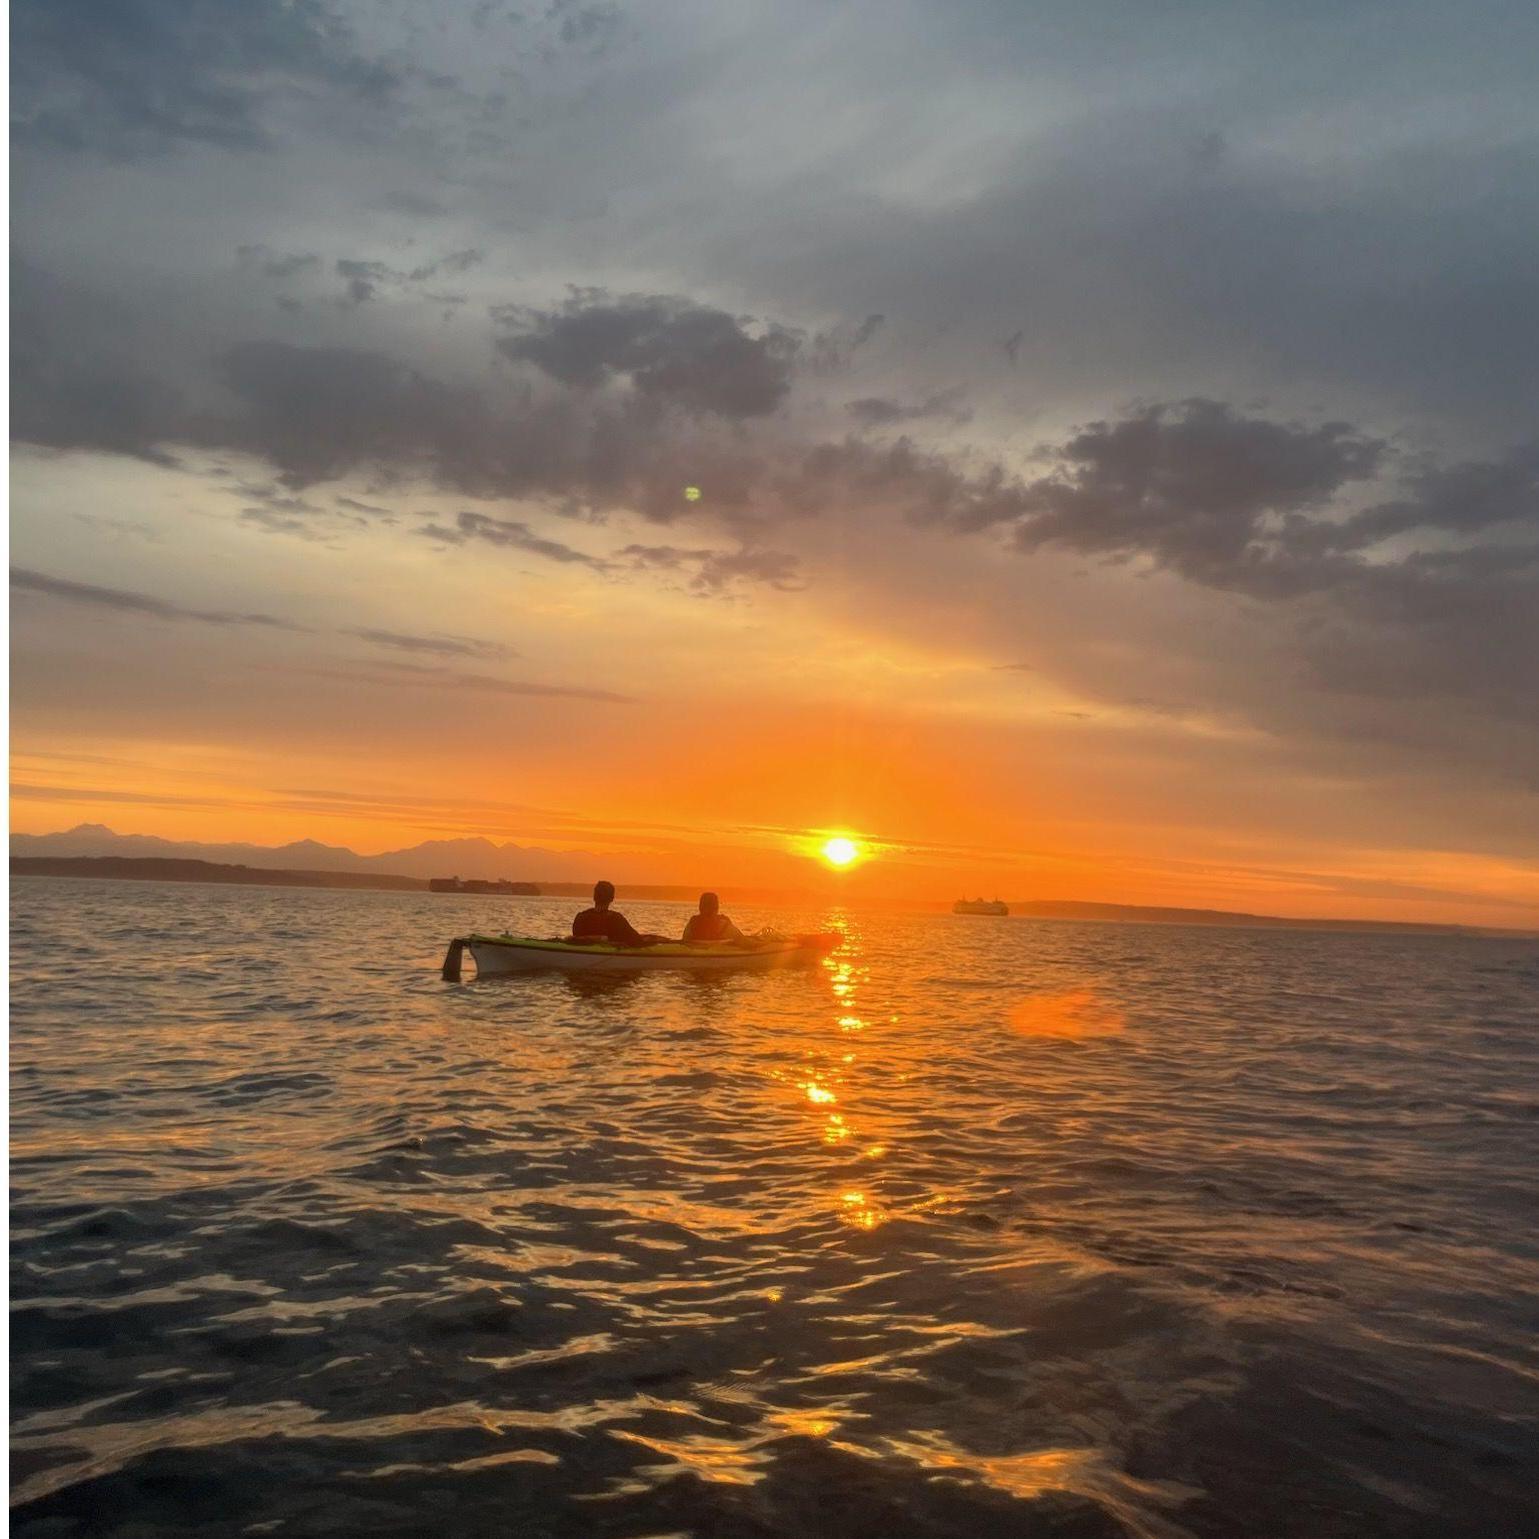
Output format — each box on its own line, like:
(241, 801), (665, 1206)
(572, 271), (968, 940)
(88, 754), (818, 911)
(10, 877), (1539, 1538)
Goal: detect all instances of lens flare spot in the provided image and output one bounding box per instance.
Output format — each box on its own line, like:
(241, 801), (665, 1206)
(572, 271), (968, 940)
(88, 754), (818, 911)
(683, 484), (702, 501)
(1009, 988), (1126, 1038)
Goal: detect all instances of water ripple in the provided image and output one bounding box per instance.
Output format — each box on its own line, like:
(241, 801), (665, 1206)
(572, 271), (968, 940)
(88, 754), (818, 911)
(10, 879), (1539, 1537)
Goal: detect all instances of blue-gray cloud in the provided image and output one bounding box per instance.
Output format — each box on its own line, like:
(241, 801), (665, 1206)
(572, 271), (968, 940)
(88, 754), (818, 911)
(496, 293), (801, 418)
(615, 543), (803, 593)
(12, 568), (519, 666)
(10, 567), (301, 629)
(419, 512), (606, 566)
(11, 0), (400, 160)
(341, 628), (516, 662)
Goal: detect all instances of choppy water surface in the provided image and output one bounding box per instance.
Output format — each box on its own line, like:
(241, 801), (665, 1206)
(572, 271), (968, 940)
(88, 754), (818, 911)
(11, 878), (1539, 1537)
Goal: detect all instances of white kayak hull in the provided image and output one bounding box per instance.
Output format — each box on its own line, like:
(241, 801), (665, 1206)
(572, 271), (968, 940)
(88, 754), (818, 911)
(454, 933), (838, 977)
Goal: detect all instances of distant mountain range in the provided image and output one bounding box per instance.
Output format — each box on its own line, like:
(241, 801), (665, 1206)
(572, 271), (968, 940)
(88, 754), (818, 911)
(13, 825), (1525, 935)
(9, 823), (599, 883)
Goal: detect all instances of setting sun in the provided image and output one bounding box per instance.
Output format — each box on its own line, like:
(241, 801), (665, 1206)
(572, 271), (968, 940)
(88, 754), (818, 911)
(821, 836), (860, 867)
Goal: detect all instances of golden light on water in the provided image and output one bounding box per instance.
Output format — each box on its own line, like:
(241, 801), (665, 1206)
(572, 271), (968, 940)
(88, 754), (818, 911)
(821, 836), (859, 867)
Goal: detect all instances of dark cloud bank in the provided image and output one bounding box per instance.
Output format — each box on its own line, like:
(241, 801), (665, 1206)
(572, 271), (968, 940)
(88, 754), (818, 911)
(14, 274), (1539, 726)
(10, 0), (402, 160)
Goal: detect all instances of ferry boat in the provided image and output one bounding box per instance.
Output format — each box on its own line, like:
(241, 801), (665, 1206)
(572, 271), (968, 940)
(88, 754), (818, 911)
(953, 897), (1009, 916)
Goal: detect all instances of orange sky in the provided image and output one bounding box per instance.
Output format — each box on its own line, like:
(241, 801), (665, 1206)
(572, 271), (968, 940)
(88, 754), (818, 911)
(10, 4), (1539, 935)
(11, 454), (1539, 929)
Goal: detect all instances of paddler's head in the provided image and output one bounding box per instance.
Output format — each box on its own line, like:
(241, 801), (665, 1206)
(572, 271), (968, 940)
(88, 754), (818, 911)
(593, 880), (616, 909)
(698, 891), (720, 915)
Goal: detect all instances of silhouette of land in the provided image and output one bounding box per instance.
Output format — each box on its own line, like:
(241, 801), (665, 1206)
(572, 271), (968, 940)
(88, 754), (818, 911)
(12, 856), (1516, 934)
(11, 857), (429, 891)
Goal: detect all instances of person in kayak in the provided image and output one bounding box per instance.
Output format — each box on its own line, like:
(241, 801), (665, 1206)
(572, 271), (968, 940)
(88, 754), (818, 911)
(570, 881), (669, 946)
(682, 892), (746, 943)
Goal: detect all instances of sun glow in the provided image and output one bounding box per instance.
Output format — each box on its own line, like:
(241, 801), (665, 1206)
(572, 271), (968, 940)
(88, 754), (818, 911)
(821, 836), (859, 867)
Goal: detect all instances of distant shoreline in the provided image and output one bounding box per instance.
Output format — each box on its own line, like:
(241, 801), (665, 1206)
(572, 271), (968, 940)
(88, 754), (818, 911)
(11, 857), (430, 892)
(13, 856), (1532, 937)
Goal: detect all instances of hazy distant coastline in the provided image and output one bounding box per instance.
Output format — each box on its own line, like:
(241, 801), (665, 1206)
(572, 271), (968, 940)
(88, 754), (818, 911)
(13, 855), (1517, 936)
(11, 857), (429, 892)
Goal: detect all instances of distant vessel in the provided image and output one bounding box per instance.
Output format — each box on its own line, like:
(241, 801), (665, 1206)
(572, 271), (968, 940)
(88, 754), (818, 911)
(429, 877), (541, 895)
(953, 897), (1009, 916)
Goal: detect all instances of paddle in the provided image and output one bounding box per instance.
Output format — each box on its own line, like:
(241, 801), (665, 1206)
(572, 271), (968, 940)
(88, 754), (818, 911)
(441, 937), (467, 981)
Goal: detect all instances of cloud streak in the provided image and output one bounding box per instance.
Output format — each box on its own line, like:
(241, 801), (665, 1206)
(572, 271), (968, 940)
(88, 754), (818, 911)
(10, 567), (302, 630)
(617, 543), (803, 594)
(13, 569), (522, 669)
(420, 512), (607, 567)
(348, 661), (636, 705)
(340, 627), (516, 662)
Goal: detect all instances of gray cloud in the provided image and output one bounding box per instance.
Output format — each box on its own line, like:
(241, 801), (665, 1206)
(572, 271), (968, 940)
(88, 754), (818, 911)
(333, 250), (484, 304)
(13, 269), (1533, 626)
(10, 303), (732, 518)
(1005, 399), (1388, 589)
(496, 292), (801, 418)
(420, 512), (607, 566)
(241, 505), (328, 538)
(10, 260), (186, 464)
(231, 482), (333, 538)
(846, 387), (971, 429)
(11, 567), (302, 630)
(336, 258), (390, 305)
(12, 569), (520, 666)
(408, 249), (483, 283)
(15, 295), (1534, 642)
(213, 342), (484, 486)
(544, 0), (624, 55)
(237, 245), (320, 281)
(365, 661), (635, 705)
(335, 496), (392, 517)
(616, 544), (803, 593)
(11, 0), (400, 160)
(342, 627), (516, 661)
(379, 189), (448, 218)
(806, 314), (887, 376)
(1328, 442), (1539, 553)
(422, 512), (801, 593)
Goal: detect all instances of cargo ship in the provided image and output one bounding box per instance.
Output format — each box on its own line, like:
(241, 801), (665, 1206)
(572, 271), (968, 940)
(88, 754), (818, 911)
(429, 877), (541, 895)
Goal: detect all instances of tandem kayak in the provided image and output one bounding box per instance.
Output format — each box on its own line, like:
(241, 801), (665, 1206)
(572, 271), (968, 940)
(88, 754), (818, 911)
(442, 931), (841, 979)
